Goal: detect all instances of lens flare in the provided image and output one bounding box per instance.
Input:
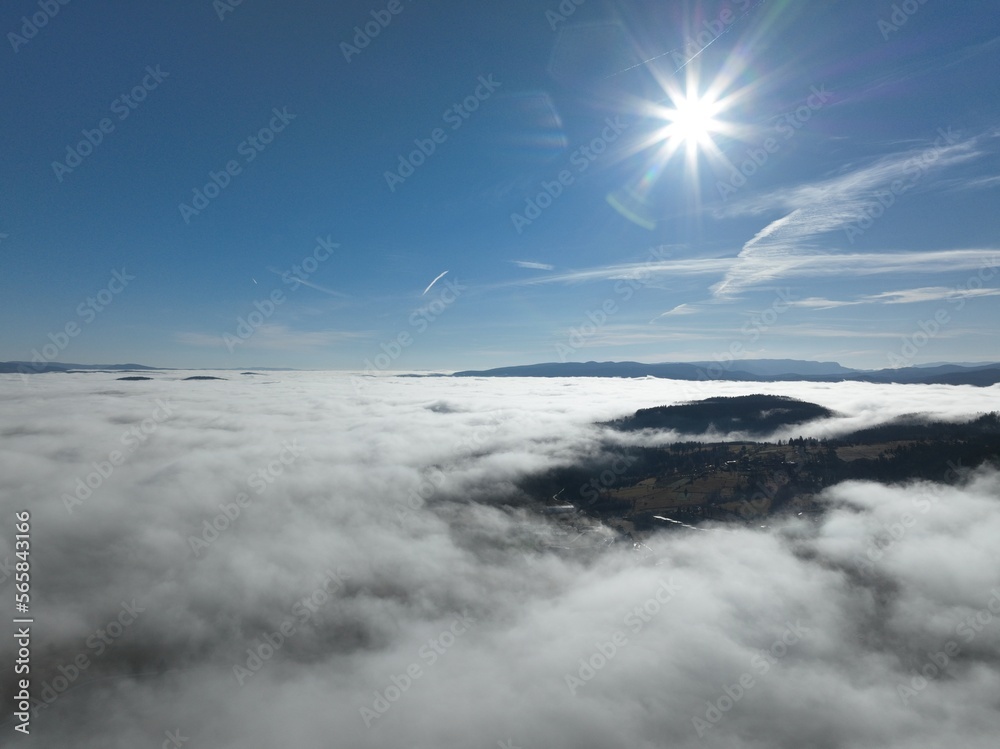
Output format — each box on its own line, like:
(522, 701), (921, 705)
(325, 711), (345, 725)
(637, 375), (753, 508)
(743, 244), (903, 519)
(663, 91), (723, 150)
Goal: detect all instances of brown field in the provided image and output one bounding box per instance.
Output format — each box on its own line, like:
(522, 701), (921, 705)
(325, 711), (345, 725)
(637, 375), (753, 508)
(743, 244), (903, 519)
(610, 473), (749, 512)
(601, 439), (913, 517)
(835, 440), (919, 462)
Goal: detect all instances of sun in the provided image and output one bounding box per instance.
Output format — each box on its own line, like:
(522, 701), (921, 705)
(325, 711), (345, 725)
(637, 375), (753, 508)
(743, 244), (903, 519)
(665, 92), (722, 150)
(649, 82), (733, 165)
(635, 73), (747, 183)
(607, 61), (756, 226)
(637, 60), (751, 171)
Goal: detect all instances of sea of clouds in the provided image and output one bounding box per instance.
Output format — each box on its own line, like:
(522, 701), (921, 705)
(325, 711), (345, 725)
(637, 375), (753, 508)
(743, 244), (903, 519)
(1, 371), (999, 748)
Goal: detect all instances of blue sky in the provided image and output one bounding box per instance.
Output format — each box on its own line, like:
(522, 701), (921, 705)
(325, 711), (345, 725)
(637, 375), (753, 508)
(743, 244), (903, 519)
(3, 0), (999, 370)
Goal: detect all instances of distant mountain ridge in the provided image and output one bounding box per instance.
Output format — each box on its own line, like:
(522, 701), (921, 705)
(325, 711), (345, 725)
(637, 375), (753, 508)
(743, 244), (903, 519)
(5, 359), (1000, 385)
(452, 360), (1000, 386)
(688, 359), (858, 377)
(0, 361), (161, 374)
(0, 362), (297, 374)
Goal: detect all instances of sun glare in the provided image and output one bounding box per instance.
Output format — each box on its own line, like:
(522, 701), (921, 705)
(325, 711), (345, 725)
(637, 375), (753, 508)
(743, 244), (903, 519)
(645, 73), (747, 177)
(607, 60), (755, 226)
(666, 93), (720, 148)
(652, 82), (732, 164)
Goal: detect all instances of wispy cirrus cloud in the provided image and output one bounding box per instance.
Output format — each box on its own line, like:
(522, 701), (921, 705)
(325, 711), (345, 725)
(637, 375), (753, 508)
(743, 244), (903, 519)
(553, 325), (721, 348)
(512, 260), (555, 271)
(938, 174), (1000, 193)
(658, 303), (701, 317)
(497, 257), (731, 288)
(760, 324), (963, 339)
(790, 285), (1000, 310)
(788, 297), (862, 310)
(499, 249), (999, 295)
(264, 268), (350, 299)
(866, 286), (1000, 304)
(711, 131), (988, 299)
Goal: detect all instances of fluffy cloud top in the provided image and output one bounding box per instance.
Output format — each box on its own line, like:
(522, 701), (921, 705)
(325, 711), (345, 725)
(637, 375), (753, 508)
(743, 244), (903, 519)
(1, 373), (999, 748)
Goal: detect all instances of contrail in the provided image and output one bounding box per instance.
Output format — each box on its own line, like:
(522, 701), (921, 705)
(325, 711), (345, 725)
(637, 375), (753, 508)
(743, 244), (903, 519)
(289, 275), (350, 299)
(603, 0), (768, 79)
(422, 270), (449, 296)
(265, 268), (350, 298)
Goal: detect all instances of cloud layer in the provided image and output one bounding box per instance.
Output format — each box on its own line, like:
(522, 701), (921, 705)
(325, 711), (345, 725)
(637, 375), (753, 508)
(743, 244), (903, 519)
(1, 373), (999, 748)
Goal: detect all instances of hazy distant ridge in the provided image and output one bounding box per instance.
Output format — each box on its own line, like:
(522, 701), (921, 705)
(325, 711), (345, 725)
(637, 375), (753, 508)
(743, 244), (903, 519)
(452, 359), (1000, 386)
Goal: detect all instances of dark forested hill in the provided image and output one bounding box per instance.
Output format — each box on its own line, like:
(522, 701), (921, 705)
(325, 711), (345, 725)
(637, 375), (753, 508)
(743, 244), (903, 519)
(609, 395), (835, 436)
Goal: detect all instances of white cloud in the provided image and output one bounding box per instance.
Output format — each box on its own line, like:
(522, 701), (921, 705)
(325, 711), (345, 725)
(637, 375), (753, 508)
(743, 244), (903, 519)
(712, 133), (988, 299)
(2, 373), (1000, 747)
(789, 285), (1000, 309)
(658, 303), (701, 317)
(512, 260), (555, 271)
(939, 174), (1000, 193)
(497, 257), (731, 287)
(492, 248), (1000, 313)
(788, 297), (862, 310)
(867, 286), (1000, 305)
